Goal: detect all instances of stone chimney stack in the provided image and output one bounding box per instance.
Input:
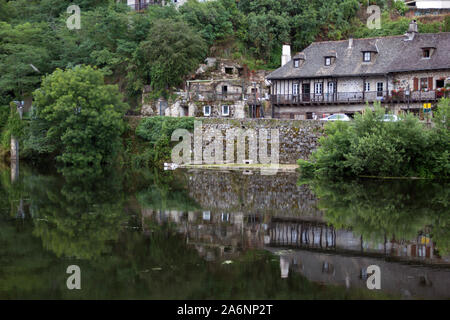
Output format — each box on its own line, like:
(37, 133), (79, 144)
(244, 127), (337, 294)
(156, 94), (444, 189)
(405, 20), (418, 41)
(281, 44), (291, 67)
(348, 38), (353, 49)
(408, 20), (418, 33)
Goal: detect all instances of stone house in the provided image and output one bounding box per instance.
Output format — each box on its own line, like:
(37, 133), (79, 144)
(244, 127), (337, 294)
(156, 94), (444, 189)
(142, 58), (270, 118)
(267, 20), (450, 119)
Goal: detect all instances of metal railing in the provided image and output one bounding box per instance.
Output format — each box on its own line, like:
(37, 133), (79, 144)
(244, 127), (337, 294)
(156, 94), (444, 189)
(270, 90), (443, 105)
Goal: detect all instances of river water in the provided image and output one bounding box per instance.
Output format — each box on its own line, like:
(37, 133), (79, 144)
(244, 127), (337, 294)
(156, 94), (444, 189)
(0, 163), (449, 299)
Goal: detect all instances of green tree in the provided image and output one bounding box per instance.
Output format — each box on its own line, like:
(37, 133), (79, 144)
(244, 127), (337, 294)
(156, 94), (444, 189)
(31, 66), (128, 168)
(180, 0), (235, 45)
(131, 18), (207, 94)
(0, 22), (52, 100)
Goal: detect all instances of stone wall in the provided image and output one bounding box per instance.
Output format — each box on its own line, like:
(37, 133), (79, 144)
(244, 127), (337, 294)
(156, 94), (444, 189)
(180, 170), (322, 219)
(197, 118), (325, 164)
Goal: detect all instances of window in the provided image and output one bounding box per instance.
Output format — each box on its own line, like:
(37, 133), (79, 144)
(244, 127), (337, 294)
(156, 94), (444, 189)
(293, 83), (299, 96)
(203, 105), (211, 116)
(423, 49), (430, 58)
(325, 57), (331, 66)
(377, 82), (384, 97)
(436, 79), (445, 88)
(315, 82), (323, 95)
(364, 82), (370, 92)
(363, 52), (371, 62)
(294, 59), (300, 68)
(225, 67), (233, 74)
(328, 82), (336, 94)
(420, 78), (428, 91)
(202, 211), (211, 221)
(222, 105), (229, 116)
(222, 85), (228, 94)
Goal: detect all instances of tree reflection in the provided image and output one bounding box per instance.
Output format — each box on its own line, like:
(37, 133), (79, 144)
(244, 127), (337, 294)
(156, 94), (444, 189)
(0, 165), (127, 260)
(30, 167), (127, 260)
(302, 179), (450, 256)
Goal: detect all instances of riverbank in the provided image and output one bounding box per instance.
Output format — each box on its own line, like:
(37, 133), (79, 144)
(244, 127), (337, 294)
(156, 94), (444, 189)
(179, 163), (298, 172)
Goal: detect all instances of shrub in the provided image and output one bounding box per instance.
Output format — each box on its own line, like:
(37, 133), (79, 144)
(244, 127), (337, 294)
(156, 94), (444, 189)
(134, 116), (195, 167)
(299, 101), (449, 179)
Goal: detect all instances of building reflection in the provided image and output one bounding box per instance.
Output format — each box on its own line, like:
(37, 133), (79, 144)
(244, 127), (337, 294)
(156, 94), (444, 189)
(141, 209), (450, 299)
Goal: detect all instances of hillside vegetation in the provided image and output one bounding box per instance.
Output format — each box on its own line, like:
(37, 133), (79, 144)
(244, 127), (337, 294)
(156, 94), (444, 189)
(1, 0), (449, 107)
(0, 0), (449, 167)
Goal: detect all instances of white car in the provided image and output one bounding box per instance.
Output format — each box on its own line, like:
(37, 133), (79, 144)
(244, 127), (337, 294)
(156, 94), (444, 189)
(320, 114), (351, 122)
(383, 114), (398, 122)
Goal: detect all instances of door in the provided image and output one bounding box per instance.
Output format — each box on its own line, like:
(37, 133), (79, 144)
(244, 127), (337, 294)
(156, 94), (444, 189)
(302, 83), (310, 102)
(293, 83), (299, 102)
(377, 82), (384, 97)
(328, 82), (336, 101)
(255, 106), (261, 118)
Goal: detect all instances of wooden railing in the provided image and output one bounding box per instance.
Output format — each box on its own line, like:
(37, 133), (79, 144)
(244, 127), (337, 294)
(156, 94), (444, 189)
(271, 90), (446, 105)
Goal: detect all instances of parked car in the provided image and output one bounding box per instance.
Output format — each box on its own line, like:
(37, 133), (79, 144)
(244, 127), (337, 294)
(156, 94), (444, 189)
(320, 114), (351, 122)
(383, 114), (398, 122)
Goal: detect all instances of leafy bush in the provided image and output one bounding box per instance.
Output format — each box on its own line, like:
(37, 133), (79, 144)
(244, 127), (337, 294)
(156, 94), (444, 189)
(299, 100), (450, 179)
(1, 105), (27, 151)
(134, 116), (195, 167)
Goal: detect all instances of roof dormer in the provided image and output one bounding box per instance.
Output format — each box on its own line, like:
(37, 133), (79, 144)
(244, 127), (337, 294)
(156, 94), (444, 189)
(324, 51), (337, 66)
(292, 52), (305, 68)
(422, 46), (436, 59)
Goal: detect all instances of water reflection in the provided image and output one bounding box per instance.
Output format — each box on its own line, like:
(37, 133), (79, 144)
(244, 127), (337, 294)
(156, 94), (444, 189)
(0, 165), (449, 299)
(138, 170), (450, 299)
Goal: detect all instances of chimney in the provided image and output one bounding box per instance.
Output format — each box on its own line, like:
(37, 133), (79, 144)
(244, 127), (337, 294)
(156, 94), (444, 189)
(348, 38), (353, 49)
(281, 44), (291, 67)
(408, 20), (418, 33)
(405, 20), (418, 41)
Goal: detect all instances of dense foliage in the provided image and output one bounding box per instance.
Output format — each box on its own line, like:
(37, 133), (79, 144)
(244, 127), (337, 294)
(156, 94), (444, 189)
(298, 99), (450, 179)
(132, 116), (195, 167)
(30, 66), (128, 168)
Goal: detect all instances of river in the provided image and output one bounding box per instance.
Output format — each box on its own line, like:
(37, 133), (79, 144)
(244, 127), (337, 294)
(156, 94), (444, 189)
(0, 163), (449, 299)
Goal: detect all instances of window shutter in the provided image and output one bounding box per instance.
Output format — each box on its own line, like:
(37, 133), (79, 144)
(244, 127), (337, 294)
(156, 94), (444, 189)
(413, 78), (419, 91)
(428, 77), (433, 90)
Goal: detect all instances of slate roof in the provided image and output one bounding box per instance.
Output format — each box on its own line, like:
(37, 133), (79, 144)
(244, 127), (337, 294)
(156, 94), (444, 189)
(267, 32), (450, 80)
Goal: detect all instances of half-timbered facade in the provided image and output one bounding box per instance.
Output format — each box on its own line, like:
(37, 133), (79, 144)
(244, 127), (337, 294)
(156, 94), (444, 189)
(267, 21), (450, 119)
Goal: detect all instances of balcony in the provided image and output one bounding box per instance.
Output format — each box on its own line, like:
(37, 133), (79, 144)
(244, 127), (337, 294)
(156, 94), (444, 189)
(270, 90), (445, 106)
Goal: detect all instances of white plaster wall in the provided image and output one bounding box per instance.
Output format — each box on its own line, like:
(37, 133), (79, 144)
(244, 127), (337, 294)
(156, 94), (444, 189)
(416, 1), (450, 9)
